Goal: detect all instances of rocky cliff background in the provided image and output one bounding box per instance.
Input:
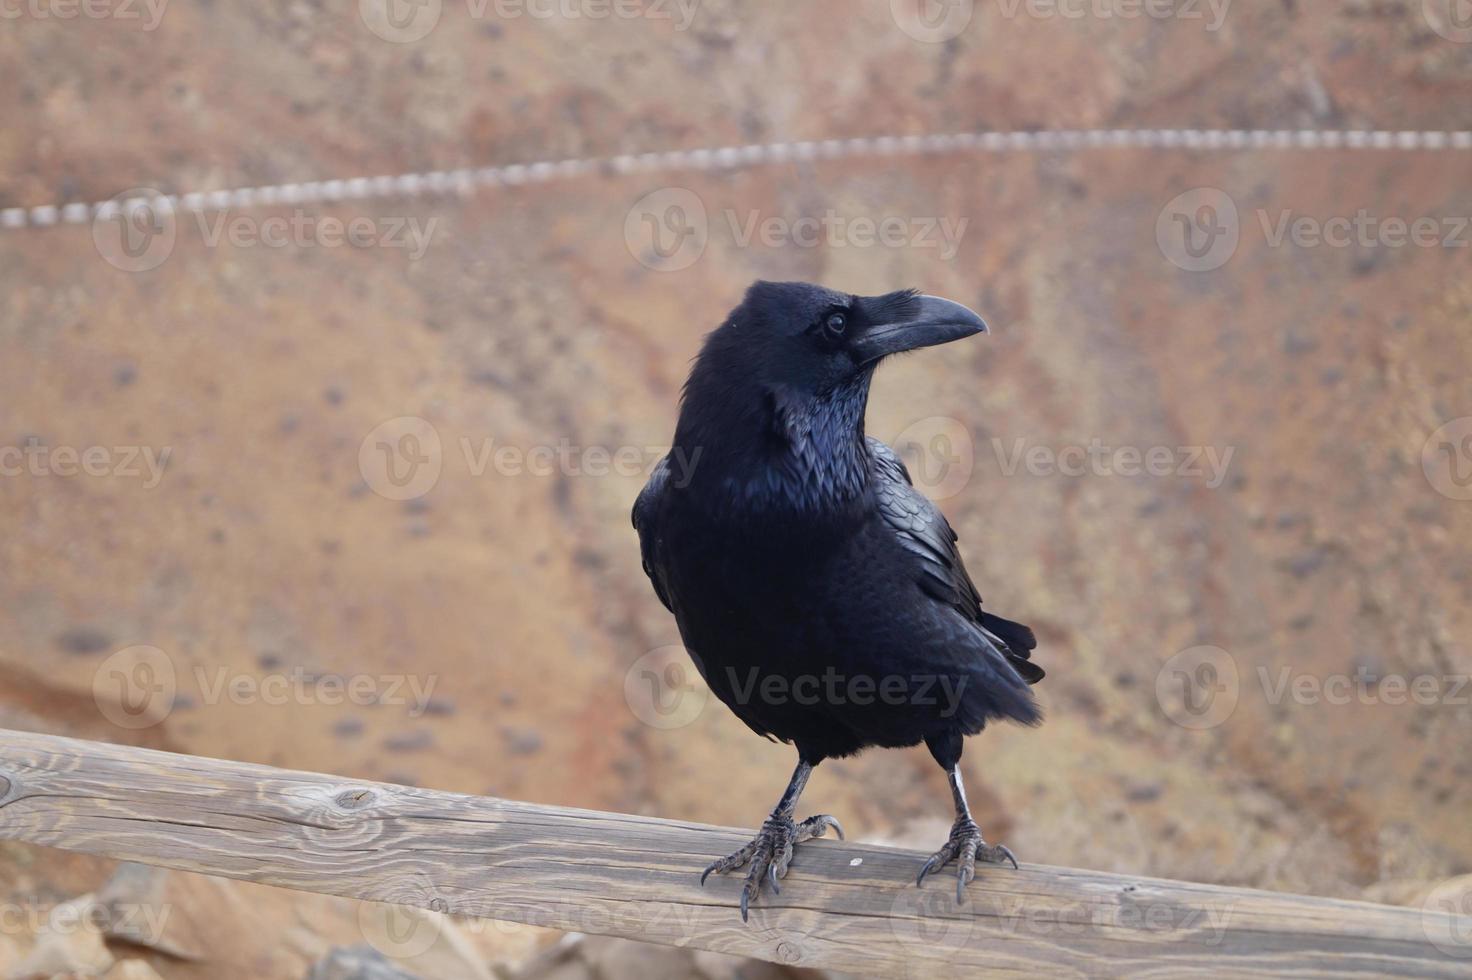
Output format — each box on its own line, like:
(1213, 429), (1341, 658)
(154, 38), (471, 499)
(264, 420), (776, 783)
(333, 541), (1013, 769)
(2, 1), (1471, 976)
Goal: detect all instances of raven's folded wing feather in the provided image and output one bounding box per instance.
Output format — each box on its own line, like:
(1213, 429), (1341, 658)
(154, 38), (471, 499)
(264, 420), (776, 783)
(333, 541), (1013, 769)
(868, 437), (1045, 685)
(632, 454), (674, 612)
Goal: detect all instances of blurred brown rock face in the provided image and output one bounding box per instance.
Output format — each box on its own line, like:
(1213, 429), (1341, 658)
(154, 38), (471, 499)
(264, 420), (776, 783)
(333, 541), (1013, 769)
(2, 2), (1471, 976)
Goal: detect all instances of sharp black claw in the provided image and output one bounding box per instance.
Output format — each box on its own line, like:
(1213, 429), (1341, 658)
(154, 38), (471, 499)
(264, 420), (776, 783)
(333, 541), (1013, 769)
(918, 820), (1017, 899)
(703, 809), (844, 919)
(829, 817), (846, 841)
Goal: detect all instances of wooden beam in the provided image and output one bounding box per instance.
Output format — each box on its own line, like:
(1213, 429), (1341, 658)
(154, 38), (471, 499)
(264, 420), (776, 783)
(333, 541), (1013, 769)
(0, 728), (1465, 977)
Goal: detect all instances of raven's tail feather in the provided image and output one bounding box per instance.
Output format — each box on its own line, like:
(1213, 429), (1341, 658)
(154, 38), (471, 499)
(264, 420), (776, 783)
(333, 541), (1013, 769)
(980, 612), (1046, 685)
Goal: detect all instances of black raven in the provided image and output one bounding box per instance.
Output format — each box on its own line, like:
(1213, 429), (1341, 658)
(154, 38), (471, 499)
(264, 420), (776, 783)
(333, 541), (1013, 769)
(633, 281), (1044, 919)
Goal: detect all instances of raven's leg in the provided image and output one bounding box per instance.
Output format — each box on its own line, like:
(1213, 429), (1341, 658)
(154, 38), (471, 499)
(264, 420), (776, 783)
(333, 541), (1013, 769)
(700, 757), (844, 921)
(917, 733), (1018, 903)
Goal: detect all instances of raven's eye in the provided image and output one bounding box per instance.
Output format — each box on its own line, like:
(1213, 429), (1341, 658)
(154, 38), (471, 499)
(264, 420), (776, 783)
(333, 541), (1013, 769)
(824, 312), (848, 336)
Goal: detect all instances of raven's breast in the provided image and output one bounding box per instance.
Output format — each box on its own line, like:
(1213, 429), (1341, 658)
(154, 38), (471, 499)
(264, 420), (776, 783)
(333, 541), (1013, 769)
(654, 505), (970, 760)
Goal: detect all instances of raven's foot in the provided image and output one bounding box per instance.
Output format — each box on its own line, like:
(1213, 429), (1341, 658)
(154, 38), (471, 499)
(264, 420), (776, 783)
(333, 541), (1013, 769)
(700, 812), (844, 921)
(915, 818), (1018, 903)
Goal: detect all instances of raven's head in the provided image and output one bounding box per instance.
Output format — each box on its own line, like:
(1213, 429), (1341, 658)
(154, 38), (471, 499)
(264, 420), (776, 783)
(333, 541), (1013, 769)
(675, 281), (987, 508)
(691, 280), (987, 400)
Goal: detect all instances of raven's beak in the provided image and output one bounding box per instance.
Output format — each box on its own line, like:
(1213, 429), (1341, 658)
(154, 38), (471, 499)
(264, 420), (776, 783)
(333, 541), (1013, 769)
(850, 295), (989, 364)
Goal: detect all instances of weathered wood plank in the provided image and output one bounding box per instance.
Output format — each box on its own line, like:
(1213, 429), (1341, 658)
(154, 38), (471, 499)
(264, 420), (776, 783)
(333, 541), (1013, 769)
(0, 728), (1465, 978)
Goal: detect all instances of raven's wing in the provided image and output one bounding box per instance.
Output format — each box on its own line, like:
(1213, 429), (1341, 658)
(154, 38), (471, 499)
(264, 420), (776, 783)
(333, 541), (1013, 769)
(868, 436), (1044, 685)
(631, 454), (673, 612)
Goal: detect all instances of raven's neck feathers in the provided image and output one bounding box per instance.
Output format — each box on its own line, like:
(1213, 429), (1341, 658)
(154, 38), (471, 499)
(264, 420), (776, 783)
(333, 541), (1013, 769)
(673, 369), (875, 519)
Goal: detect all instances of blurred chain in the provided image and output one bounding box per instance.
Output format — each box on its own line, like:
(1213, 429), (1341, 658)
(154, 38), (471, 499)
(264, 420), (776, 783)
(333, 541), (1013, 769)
(5, 128), (1472, 231)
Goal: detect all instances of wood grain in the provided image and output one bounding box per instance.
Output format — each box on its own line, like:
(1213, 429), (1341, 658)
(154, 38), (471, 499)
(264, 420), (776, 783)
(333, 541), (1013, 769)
(0, 728), (1465, 978)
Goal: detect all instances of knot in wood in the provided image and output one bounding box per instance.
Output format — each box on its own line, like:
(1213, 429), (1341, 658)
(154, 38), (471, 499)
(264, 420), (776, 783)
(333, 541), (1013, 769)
(334, 788), (376, 810)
